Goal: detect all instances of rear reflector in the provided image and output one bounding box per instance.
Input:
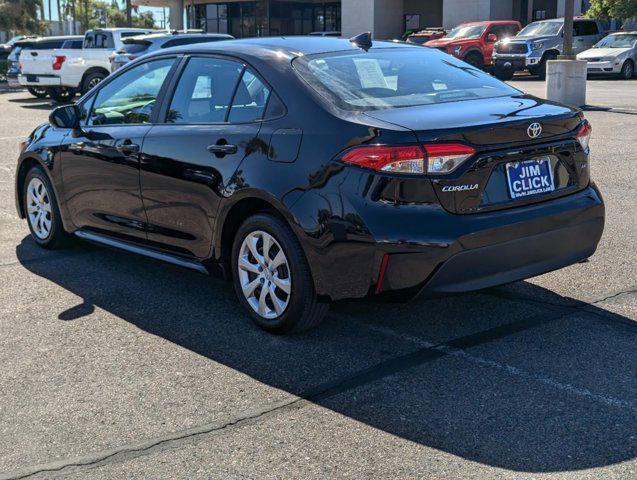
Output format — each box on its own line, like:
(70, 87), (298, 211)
(52, 55), (66, 70)
(375, 254), (390, 294)
(576, 121), (592, 152)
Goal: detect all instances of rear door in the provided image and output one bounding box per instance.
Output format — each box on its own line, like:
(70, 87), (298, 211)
(139, 55), (271, 258)
(573, 20), (600, 53)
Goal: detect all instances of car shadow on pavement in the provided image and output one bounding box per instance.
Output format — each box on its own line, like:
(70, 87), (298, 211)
(15, 236), (637, 474)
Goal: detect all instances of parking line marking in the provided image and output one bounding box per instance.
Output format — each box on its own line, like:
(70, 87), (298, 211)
(338, 315), (635, 411)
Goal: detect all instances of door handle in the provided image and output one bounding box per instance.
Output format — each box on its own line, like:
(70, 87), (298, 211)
(116, 142), (139, 155)
(207, 143), (237, 155)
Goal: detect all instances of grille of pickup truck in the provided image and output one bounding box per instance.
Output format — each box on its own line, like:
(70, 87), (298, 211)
(496, 43), (528, 54)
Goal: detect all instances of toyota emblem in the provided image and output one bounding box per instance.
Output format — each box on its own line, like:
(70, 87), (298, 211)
(527, 122), (542, 139)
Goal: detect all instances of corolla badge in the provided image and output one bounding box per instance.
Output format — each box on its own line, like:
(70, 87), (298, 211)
(527, 122), (542, 139)
(441, 184), (479, 192)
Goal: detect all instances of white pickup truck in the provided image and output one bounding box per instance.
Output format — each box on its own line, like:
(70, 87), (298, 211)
(19, 28), (154, 102)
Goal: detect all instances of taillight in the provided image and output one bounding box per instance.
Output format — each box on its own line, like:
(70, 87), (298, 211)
(423, 143), (476, 174)
(52, 55), (66, 70)
(576, 121), (592, 152)
(340, 142), (476, 175)
(340, 145), (426, 174)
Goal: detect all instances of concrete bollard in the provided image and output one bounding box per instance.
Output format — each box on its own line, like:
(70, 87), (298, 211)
(545, 59), (588, 107)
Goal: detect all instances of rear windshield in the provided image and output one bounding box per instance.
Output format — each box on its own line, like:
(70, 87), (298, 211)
(120, 40), (151, 54)
(293, 48), (519, 111)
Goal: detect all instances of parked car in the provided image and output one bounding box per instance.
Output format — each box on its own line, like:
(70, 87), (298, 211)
(425, 21), (520, 69)
(110, 32), (234, 71)
(18, 28), (154, 102)
(18, 35), (84, 98)
(492, 17), (606, 79)
(15, 36), (604, 333)
(0, 35), (37, 53)
(406, 28), (446, 45)
(577, 31), (636, 79)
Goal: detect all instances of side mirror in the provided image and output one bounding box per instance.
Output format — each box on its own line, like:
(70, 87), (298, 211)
(49, 104), (80, 129)
(487, 33), (498, 43)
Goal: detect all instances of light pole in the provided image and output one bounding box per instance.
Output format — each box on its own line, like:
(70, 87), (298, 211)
(561, 0), (575, 59)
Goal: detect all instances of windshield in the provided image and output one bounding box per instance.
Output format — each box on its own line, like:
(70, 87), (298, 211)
(293, 48), (519, 111)
(594, 34), (637, 48)
(518, 21), (562, 37)
(446, 24), (487, 39)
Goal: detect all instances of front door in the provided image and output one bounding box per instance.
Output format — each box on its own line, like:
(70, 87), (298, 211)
(60, 57), (176, 241)
(139, 56), (272, 258)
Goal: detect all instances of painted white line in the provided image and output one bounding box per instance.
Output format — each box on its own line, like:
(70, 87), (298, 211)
(336, 315), (635, 411)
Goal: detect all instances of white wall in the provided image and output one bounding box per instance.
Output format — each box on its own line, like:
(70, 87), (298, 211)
(442, 0), (491, 29)
(341, 0), (403, 39)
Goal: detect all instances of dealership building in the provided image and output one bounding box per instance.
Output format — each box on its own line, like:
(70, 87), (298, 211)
(133, 0), (589, 40)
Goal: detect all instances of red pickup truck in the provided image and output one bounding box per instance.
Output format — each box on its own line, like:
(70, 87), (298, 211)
(425, 20), (521, 69)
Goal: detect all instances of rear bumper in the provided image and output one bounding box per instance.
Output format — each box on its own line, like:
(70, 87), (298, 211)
(18, 74), (61, 87)
(303, 184), (604, 301)
(6, 73), (21, 88)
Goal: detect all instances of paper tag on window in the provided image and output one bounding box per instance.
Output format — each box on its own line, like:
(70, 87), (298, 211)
(353, 58), (388, 89)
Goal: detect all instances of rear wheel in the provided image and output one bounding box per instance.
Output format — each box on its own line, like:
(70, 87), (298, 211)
(27, 87), (48, 98)
(231, 213), (328, 333)
(81, 71), (107, 95)
(619, 59), (634, 80)
(464, 52), (484, 70)
(47, 87), (76, 103)
(23, 166), (69, 249)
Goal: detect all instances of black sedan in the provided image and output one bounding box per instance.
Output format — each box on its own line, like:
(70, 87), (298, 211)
(14, 35), (604, 333)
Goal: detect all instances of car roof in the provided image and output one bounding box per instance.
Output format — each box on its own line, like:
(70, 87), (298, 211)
(33, 35), (83, 42)
(460, 20), (519, 26)
(158, 36), (410, 57)
(127, 32), (232, 41)
(89, 28), (155, 32)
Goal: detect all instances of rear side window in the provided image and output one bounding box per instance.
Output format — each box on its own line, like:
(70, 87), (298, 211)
(61, 39), (83, 49)
(27, 40), (65, 50)
(574, 21), (599, 36)
(166, 57), (243, 123)
(89, 58), (174, 125)
(84, 32), (114, 49)
(228, 69), (270, 122)
(293, 48), (519, 111)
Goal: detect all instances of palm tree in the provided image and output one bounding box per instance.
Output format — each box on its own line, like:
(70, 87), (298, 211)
(57, 0), (64, 34)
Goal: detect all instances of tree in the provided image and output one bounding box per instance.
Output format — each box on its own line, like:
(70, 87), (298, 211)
(586, 0), (637, 21)
(0, 0), (47, 33)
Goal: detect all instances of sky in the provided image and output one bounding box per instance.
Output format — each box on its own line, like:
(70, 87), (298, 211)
(40, 0), (168, 27)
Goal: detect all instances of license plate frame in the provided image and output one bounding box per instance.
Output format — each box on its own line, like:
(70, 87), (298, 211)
(505, 156), (555, 199)
(26, 75), (38, 83)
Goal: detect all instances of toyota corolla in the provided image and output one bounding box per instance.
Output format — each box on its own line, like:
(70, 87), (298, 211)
(14, 35), (605, 333)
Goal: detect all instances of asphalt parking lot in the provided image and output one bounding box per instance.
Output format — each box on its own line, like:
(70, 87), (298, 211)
(0, 78), (635, 479)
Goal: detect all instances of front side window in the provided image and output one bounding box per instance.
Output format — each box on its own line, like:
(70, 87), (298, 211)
(293, 48), (519, 111)
(166, 57), (243, 124)
(89, 58), (174, 126)
(574, 21), (599, 36)
(84, 32), (114, 49)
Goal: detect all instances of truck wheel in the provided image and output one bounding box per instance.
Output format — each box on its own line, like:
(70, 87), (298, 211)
(536, 52), (557, 80)
(494, 65), (514, 80)
(27, 87), (48, 98)
(464, 52), (484, 70)
(47, 87), (76, 103)
(81, 71), (107, 95)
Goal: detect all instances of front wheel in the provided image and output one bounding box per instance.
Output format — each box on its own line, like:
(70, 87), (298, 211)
(464, 52), (484, 70)
(494, 65), (514, 80)
(23, 166), (69, 249)
(619, 60), (634, 80)
(231, 213), (328, 333)
(27, 87), (48, 98)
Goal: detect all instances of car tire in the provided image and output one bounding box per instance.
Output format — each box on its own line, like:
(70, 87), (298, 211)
(464, 52), (484, 70)
(231, 213), (328, 334)
(537, 52), (557, 80)
(27, 87), (48, 98)
(81, 71), (107, 95)
(47, 87), (76, 103)
(494, 65), (514, 80)
(23, 165), (69, 249)
(619, 60), (634, 80)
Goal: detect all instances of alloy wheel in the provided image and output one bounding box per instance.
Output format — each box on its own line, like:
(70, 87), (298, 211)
(26, 178), (52, 240)
(88, 77), (102, 89)
(237, 230), (291, 319)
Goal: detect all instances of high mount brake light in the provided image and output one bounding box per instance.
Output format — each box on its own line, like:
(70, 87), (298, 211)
(52, 55), (66, 71)
(340, 143), (476, 175)
(576, 121), (592, 152)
